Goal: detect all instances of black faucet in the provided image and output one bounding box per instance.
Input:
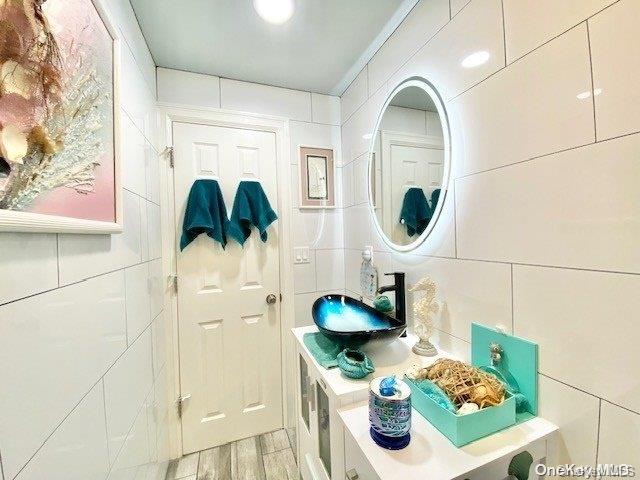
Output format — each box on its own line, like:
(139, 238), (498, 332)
(377, 272), (406, 326)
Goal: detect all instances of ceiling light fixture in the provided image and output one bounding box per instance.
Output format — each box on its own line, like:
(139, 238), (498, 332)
(253, 0), (295, 25)
(461, 51), (490, 68)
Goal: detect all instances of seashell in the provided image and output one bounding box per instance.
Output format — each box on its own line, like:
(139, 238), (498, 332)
(405, 363), (428, 380)
(0, 124), (27, 164)
(458, 402), (479, 415)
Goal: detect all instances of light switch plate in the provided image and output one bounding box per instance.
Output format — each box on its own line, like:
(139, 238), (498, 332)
(293, 246), (310, 264)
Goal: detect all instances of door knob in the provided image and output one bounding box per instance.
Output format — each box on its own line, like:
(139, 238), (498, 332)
(266, 294), (277, 304)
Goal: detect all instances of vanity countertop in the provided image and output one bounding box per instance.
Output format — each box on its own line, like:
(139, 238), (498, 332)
(292, 325), (455, 398)
(339, 402), (558, 480)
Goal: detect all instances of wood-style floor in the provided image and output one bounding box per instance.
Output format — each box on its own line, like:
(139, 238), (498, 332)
(165, 429), (298, 480)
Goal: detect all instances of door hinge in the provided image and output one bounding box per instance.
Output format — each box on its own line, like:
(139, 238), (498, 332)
(162, 146), (174, 168)
(176, 393), (191, 418)
(169, 274), (178, 294)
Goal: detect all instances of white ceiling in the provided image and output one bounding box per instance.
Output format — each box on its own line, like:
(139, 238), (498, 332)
(130, 0), (417, 95)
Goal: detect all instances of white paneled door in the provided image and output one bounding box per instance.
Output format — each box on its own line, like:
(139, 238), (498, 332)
(173, 122), (282, 453)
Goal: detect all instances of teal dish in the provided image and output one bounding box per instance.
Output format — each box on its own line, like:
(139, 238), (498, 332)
(337, 349), (375, 379)
(312, 295), (406, 348)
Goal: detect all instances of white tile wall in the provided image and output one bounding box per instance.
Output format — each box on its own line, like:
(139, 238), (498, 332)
(58, 190), (143, 284)
(157, 68), (220, 108)
(598, 402), (640, 467)
(315, 250), (346, 292)
(449, 0), (470, 17)
(220, 78), (312, 122)
(0, 2), (171, 479)
(340, 0), (638, 468)
(311, 93), (341, 125)
(456, 135), (640, 272)
(104, 329), (153, 464)
(290, 121), (342, 167)
(513, 265), (640, 413)
(125, 263), (152, 343)
(340, 67), (368, 123)
(537, 375), (600, 466)
(0, 272), (126, 479)
(388, 0), (505, 101)
(367, 0), (449, 96)
(503, 0), (617, 63)
(448, 24), (594, 177)
(589, 0), (640, 141)
(0, 234), (58, 305)
(14, 382), (110, 480)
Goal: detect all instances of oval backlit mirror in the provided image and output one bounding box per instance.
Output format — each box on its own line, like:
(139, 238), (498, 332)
(368, 78), (451, 251)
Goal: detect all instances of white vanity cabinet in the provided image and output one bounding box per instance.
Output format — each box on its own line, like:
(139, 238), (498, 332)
(293, 326), (558, 480)
(293, 326), (448, 480)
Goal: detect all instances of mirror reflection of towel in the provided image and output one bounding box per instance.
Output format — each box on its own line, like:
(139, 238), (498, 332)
(399, 187), (431, 237)
(430, 188), (441, 215)
(180, 179), (228, 251)
(227, 180), (278, 246)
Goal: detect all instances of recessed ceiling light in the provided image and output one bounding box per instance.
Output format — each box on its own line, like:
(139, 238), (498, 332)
(461, 51), (490, 68)
(362, 133), (373, 140)
(593, 88), (603, 96)
(253, 0), (295, 25)
(576, 91), (591, 100)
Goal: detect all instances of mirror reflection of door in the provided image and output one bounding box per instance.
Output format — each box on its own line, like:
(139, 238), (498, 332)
(370, 84), (446, 247)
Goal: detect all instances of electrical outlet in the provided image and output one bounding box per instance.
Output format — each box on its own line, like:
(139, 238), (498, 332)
(293, 246), (310, 264)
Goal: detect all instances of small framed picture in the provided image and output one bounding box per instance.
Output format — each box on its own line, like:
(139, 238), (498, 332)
(299, 146), (335, 208)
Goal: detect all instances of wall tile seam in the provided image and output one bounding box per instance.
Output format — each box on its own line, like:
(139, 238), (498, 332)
(450, 0), (472, 20)
(56, 257), (160, 290)
(8, 307), (156, 477)
(114, 4), (156, 91)
(585, 21), (598, 143)
(504, 0), (621, 67)
(100, 379), (111, 465)
(448, 19), (593, 104)
(340, 65), (368, 122)
(106, 381), (157, 473)
(341, 4), (455, 122)
(288, 119), (341, 128)
(125, 0), (157, 71)
(0, 260), (148, 308)
(453, 129), (640, 182)
(120, 94), (158, 155)
(10, 368), (117, 479)
(117, 35), (156, 99)
(538, 373), (640, 419)
(595, 398), (603, 465)
(340, 152), (368, 169)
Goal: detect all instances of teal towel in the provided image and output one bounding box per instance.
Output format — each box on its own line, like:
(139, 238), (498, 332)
(430, 188), (441, 215)
(399, 187), (431, 237)
(227, 181), (278, 246)
(303, 332), (343, 369)
(180, 179), (228, 251)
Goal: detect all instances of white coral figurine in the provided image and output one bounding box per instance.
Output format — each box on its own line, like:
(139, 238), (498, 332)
(409, 277), (440, 356)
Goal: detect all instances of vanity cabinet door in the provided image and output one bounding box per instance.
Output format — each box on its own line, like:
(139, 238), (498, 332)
(298, 353), (318, 480)
(316, 379), (332, 479)
(343, 429), (381, 480)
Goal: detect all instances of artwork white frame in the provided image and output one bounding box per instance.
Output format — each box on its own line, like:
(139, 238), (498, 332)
(0, 0), (123, 234)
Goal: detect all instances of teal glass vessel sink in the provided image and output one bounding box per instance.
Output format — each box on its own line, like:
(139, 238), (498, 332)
(312, 294), (406, 348)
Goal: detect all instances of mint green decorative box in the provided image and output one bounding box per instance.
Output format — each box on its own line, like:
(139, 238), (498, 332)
(406, 323), (538, 447)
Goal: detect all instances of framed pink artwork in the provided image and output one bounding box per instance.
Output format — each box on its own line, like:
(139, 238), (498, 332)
(0, 0), (122, 233)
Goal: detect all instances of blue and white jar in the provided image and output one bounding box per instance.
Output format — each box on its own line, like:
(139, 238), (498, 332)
(369, 376), (412, 450)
